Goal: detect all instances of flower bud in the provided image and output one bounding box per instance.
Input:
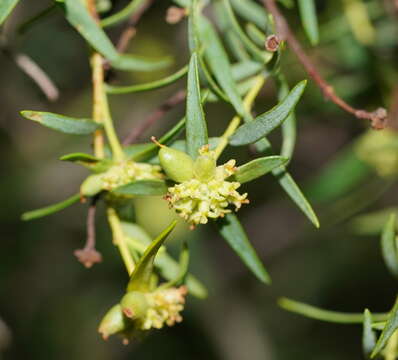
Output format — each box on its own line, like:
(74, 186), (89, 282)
(120, 291), (149, 320)
(80, 174), (103, 196)
(98, 304), (127, 340)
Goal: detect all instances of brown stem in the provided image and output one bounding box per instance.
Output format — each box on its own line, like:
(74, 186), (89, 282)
(116, 0), (154, 53)
(103, 0), (154, 74)
(262, 0), (388, 130)
(122, 89), (186, 145)
(74, 197), (102, 268)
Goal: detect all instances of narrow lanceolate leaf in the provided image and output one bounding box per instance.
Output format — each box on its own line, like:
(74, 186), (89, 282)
(363, 309), (377, 358)
(216, 213), (271, 284)
(381, 214), (398, 278)
(112, 180), (168, 196)
(63, 0), (170, 72)
(60, 153), (100, 163)
(275, 166), (320, 228)
(100, 0), (146, 27)
(20, 111), (100, 135)
(230, 0), (270, 31)
(234, 156), (288, 184)
(22, 194), (80, 221)
(371, 296), (398, 358)
(279, 298), (388, 324)
(186, 53), (208, 159)
(298, 0), (319, 45)
(106, 65), (188, 95)
(196, 16), (248, 120)
(60, 153), (113, 172)
(121, 222), (207, 298)
(127, 221), (177, 292)
(0, 0), (20, 25)
(230, 80), (307, 146)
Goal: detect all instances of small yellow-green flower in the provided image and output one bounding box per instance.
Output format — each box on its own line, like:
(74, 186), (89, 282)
(98, 286), (187, 343)
(164, 146), (248, 227)
(101, 161), (163, 190)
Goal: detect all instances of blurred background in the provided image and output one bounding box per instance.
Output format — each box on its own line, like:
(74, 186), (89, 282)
(1, 0), (398, 359)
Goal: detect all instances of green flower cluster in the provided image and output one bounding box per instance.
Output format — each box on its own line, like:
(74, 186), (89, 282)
(99, 286), (187, 343)
(101, 161), (163, 190)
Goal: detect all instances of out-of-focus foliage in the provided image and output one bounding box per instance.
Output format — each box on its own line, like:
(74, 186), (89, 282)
(1, 0), (398, 359)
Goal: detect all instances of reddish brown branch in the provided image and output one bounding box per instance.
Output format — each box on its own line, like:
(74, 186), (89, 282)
(74, 197), (102, 268)
(116, 0), (154, 53)
(262, 0), (388, 129)
(122, 89), (186, 145)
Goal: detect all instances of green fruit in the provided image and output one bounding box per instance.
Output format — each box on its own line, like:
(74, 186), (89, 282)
(194, 154), (216, 182)
(98, 304), (127, 340)
(80, 174), (103, 196)
(159, 147), (195, 182)
(120, 291), (149, 319)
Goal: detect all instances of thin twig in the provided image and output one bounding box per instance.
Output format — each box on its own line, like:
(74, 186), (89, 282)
(122, 89), (186, 145)
(103, 0), (154, 73)
(262, 0), (388, 129)
(74, 197), (102, 268)
(116, 0), (154, 53)
(2, 48), (59, 101)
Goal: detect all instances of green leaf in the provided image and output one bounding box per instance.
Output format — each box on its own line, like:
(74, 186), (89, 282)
(60, 152), (100, 163)
(63, 0), (171, 72)
(298, 0), (319, 45)
(22, 194), (80, 221)
(60, 153), (112, 172)
(231, 60), (263, 80)
(216, 213), (271, 284)
(278, 75), (297, 161)
(0, 0), (20, 25)
(234, 156), (288, 183)
(278, 297), (388, 324)
(363, 309), (377, 358)
(121, 222), (207, 298)
(274, 166), (320, 228)
(112, 180), (168, 196)
(230, 0), (270, 31)
(381, 214), (398, 278)
(100, 0), (146, 27)
(230, 80), (307, 146)
(220, 0), (270, 63)
(372, 296), (398, 358)
(20, 111), (100, 135)
(196, 16), (248, 119)
(127, 221), (177, 292)
(106, 65), (188, 95)
(186, 53), (208, 159)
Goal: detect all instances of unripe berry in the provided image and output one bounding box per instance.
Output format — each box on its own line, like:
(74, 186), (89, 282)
(80, 174), (103, 196)
(152, 137), (194, 183)
(120, 291), (149, 320)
